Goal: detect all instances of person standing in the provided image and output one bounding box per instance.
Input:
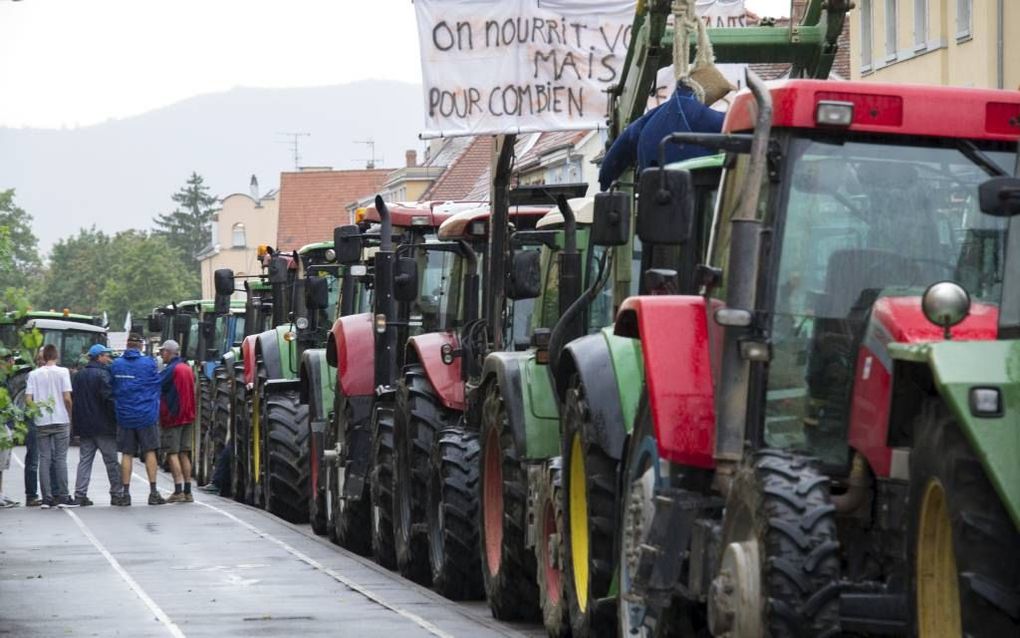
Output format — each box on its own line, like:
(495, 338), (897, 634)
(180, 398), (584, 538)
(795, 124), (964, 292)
(111, 334), (166, 506)
(158, 340), (195, 503)
(71, 344), (123, 506)
(24, 344), (76, 508)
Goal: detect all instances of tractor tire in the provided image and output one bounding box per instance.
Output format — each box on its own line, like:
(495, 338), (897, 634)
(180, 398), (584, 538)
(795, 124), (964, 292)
(715, 450), (841, 637)
(393, 366), (446, 585)
(562, 379), (618, 637)
(332, 397), (372, 554)
(262, 388), (310, 523)
(370, 401), (397, 569)
(909, 398), (1020, 637)
(479, 382), (540, 621)
(231, 381), (250, 504)
(618, 395), (702, 638)
(308, 402), (327, 536)
(197, 374), (218, 488)
(213, 369), (232, 498)
(428, 427), (484, 601)
(535, 457), (569, 637)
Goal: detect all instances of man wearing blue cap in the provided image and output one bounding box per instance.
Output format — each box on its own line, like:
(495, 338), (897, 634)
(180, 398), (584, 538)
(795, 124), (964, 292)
(71, 344), (122, 506)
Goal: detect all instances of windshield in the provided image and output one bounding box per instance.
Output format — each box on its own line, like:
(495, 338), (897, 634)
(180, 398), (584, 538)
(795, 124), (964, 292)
(764, 135), (1013, 465)
(0, 323), (17, 350)
(412, 247), (459, 333)
(231, 315), (246, 345)
(42, 329), (106, 370)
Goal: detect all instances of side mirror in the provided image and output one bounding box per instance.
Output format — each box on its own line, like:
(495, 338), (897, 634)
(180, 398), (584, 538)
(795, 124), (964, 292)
(394, 257), (419, 303)
(268, 257), (290, 285)
(979, 176), (1020, 217)
(305, 275), (330, 311)
(508, 249), (541, 300)
(146, 313), (162, 334)
(334, 225), (363, 265)
(637, 167), (693, 245)
(592, 191), (631, 246)
(214, 293), (230, 316)
(214, 268), (235, 296)
(173, 315), (192, 336)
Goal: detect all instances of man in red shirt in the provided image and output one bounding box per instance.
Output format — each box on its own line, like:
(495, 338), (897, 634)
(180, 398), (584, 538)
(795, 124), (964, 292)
(158, 340), (195, 503)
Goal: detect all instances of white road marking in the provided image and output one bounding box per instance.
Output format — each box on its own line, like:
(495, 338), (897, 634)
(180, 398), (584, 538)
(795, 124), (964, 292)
(10, 451), (186, 638)
(128, 468), (456, 638)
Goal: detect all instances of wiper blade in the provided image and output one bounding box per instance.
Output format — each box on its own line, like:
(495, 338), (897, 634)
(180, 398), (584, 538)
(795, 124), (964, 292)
(958, 140), (1008, 177)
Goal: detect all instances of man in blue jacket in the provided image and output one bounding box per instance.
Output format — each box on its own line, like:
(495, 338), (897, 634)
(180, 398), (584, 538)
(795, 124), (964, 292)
(110, 334), (166, 505)
(71, 344), (123, 506)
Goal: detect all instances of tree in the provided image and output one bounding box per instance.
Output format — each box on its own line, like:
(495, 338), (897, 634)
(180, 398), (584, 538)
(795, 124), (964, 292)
(154, 172), (219, 270)
(99, 230), (200, 328)
(0, 189), (42, 289)
(31, 227), (115, 316)
(1, 225), (43, 453)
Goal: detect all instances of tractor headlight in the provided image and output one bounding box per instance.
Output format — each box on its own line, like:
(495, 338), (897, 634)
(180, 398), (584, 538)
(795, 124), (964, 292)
(325, 248), (336, 262)
(970, 387), (1002, 417)
(295, 317), (310, 331)
(374, 314), (387, 333)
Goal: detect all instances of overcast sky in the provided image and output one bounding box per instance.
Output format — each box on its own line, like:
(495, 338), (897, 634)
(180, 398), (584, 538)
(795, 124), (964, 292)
(0, 0), (792, 129)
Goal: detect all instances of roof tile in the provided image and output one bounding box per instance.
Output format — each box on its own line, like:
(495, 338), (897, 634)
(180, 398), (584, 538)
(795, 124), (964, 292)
(277, 169), (392, 248)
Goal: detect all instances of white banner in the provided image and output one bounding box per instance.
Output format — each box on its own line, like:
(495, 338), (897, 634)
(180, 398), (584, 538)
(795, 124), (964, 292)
(415, 0), (636, 138)
(414, 0), (748, 138)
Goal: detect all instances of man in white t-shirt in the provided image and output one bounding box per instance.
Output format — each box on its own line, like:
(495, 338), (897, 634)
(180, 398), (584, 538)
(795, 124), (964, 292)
(26, 344), (76, 508)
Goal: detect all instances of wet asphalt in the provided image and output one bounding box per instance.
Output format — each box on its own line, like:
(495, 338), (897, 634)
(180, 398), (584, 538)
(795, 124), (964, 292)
(0, 445), (543, 637)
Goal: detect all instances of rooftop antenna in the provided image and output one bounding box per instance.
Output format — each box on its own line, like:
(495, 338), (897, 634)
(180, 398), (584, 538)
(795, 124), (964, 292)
(354, 138), (383, 169)
(277, 132), (311, 168)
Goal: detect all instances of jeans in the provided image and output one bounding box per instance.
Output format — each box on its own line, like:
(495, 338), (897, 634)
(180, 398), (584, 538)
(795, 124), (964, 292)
(212, 444), (232, 494)
(37, 424), (70, 502)
(24, 424), (59, 499)
(75, 434), (122, 498)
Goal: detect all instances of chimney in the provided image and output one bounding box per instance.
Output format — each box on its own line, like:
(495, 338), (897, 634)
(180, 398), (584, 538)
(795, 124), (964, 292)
(250, 174), (260, 201)
(406, 149), (418, 168)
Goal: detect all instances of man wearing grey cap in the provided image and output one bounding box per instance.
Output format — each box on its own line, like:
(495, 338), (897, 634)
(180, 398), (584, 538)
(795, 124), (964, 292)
(72, 344), (122, 506)
(159, 339), (196, 502)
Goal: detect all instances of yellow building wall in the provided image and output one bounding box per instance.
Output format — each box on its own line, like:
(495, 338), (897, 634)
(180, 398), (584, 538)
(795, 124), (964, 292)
(199, 193), (279, 298)
(851, 0), (1017, 90)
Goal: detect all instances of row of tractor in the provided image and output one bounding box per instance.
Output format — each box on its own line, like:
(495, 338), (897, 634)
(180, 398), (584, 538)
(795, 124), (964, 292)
(149, 1), (1019, 635)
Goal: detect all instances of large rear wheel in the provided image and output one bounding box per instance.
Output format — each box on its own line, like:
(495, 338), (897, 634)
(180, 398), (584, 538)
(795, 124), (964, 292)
(428, 427), (483, 600)
(262, 388), (310, 523)
(910, 399), (1020, 637)
(562, 379), (618, 636)
(536, 457), (568, 636)
(230, 376), (250, 504)
(393, 366), (441, 585)
(479, 382), (540, 621)
(212, 368), (232, 498)
(370, 401), (397, 569)
(331, 396), (371, 553)
(709, 450), (841, 637)
(196, 374), (214, 485)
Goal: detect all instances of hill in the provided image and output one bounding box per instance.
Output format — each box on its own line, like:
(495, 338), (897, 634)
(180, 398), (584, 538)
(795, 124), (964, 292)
(0, 80), (425, 251)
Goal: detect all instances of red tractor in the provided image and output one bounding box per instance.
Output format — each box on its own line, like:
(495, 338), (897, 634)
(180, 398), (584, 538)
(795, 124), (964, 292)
(610, 75), (1020, 636)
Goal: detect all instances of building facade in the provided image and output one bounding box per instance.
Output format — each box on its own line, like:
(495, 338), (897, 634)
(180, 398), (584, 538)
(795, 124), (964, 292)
(197, 184), (278, 299)
(850, 0), (1019, 88)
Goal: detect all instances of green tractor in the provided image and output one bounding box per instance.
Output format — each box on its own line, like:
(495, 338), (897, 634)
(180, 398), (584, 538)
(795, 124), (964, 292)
(213, 240), (344, 522)
(609, 68), (1020, 638)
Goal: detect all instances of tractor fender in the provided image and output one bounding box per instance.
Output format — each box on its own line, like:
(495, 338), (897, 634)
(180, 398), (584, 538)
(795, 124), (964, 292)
(299, 348), (333, 424)
(221, 349), (236, 370)
(405, 331), (464, 411)
(888, 339), (1020, 530)
(481, 351), (533, 456)
(553, 331), (631, 460)
(614, 296), (716, 469)
(241, 335), (259, 387)
(328, 312), (374, 398)
(254, 328), (291, 381)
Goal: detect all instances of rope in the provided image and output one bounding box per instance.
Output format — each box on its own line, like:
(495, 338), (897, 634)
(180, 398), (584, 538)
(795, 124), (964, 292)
(671, 0), (719, 103)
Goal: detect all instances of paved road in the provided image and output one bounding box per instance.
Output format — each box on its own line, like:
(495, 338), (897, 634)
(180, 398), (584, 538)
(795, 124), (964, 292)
(0, 445), (542, 637)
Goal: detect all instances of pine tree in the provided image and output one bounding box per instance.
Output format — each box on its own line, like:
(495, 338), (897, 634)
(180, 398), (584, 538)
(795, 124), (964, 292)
(154, 172), (219, 271)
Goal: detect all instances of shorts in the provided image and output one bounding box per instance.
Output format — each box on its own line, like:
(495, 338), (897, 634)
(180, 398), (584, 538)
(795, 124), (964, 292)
(160, 422), (194, 454)
(117, 424), (160, 455)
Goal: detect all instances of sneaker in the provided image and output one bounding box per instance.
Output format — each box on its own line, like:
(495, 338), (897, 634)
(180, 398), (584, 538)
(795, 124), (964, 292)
(148, 492), (166, 506)
(166, 492), (187, 504)
(58, 497), (80, 508)
(197, 484), (219, 494)
(112, 494), (131, 507)
(25, 497), (42, 507)
(40, 500), (54, 509)
(75, 496), (94, 507)
(184, 492), (194, 503)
